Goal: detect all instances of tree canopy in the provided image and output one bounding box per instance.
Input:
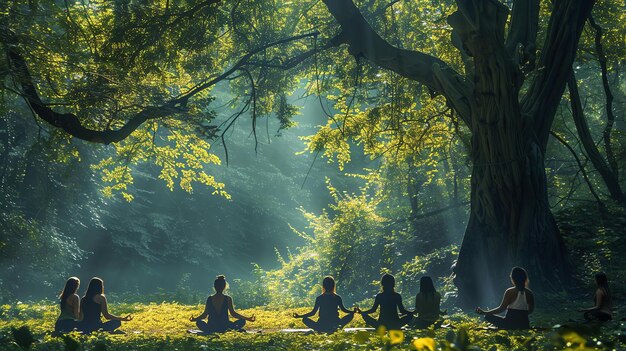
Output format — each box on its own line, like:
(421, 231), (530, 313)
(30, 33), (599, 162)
(1, 0), (625, 302)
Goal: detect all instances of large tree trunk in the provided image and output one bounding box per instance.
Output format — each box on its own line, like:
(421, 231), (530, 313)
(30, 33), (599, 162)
(323, 0), (593, 305)
(454, 138), (571, 305)
(448, 0), (577, 305)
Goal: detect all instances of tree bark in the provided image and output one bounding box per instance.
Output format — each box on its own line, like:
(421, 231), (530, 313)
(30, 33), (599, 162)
(323, 0), (594, 304)
(522, 0), (595, 149)
(448, 0), (575, 305)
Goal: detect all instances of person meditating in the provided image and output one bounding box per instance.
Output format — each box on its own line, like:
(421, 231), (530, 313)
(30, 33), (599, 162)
(579, 272), (612, 322)
(79, 277), (133, 333)
(293, 276), (356, 333)
(475, 267), (534, 330)
(190, 275), (255, 333)
(54, 277), (81, 333)
(411, 276), (442, 329)
(358, 273), (413, 330)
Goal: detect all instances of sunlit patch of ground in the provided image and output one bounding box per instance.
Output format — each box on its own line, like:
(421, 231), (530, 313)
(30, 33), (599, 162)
(1, 303), (624, 350)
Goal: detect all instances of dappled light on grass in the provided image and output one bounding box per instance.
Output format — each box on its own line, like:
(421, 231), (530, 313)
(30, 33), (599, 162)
(1, 303), (625, 350)
(412, 337), (436, 351)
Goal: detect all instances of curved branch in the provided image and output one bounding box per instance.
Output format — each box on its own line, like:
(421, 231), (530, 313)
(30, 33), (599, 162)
(5, 31), (320, 144)
(568, 71), (625, 204)
(588, 14), (619, 178)
(322, 0), (472, 126)
(7, 47), (184, 144)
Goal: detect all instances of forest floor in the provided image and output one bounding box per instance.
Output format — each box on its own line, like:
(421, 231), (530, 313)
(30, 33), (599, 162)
(1, 303), (625, 351)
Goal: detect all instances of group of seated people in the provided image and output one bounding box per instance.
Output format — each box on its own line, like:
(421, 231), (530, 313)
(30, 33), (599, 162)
(292, 274), (443, 333)
(55, 267), (614, 334)
(55, 277), (132, 334)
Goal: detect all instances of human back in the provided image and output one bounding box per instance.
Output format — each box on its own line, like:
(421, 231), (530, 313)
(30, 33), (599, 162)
(414, 276), (441, 323)
(376, 291), (404, 323)
(58, 277), (80, 320)
(292, 276), (355, 333)
(359, 274), (413, 330)
(507, 287), (531, 311)
(206, 293), (230, 325)
(475, 267), (533, 330)
(189, 275), (255, 333)
(78, 277), (132, 333)
(81, 279), (104, 327)
(317, 293), (341, 322)
(414, 291), (441, 321)
(55, 277), (81, 333)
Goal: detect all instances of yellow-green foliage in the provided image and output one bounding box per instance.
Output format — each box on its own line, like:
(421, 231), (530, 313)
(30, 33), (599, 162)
(1, 302), (623, 351)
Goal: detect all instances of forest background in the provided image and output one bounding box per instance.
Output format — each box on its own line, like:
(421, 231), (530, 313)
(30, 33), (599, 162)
(0, 0), (625, 313)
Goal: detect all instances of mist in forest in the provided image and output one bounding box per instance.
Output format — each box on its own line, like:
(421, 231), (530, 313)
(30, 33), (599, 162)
(1, 0), (624, 314)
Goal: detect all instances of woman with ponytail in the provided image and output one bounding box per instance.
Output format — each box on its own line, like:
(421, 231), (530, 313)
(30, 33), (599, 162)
(475, 267), (534, 329)
(579, 272), (612, 322)
(190, 275), (255, 333)
(54, 277), (81, 333)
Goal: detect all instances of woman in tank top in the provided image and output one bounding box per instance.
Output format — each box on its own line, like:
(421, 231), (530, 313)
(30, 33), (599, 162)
(293, 276), (356, 333)
(54, 277), (81, 333)
(78, 277), (133, 333)
(189, 275), (256, 333)
(475, 267), (534, 329)
(579, 272), (612, 322)
(358, 273), (414, 330)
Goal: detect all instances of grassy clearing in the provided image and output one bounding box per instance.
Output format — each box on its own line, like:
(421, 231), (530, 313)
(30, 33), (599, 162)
(0, 302), (624, 350)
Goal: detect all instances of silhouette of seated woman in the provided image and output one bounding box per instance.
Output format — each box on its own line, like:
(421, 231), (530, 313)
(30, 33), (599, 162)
(579, 272), (612, 322)
(189, 275), (255, 333)
(55, 277), (81, 333)
(78, 277), (133, 333)
(475, 267), (534, 330)
(411, 276), (442, 329)
(293, 276), (356, 333)
(358, 273), (413, 330)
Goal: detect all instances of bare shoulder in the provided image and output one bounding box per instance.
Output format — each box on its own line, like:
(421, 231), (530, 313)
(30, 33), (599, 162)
(68, 294), (80, 303)
(93, 294), (106, 304)
(504, 287), (517, 295)
(525, 288), (534, 298)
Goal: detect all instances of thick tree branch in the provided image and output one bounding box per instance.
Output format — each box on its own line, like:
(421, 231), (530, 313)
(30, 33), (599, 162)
(4, 31), (320, 144)
(588, 14), (619, 178)
(568, 71), (625, 204)
(322, 0), (472, 126)
(521, 0), (595, 149)
(7, 47), (185, 144)
(505, 0), (539, 71)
